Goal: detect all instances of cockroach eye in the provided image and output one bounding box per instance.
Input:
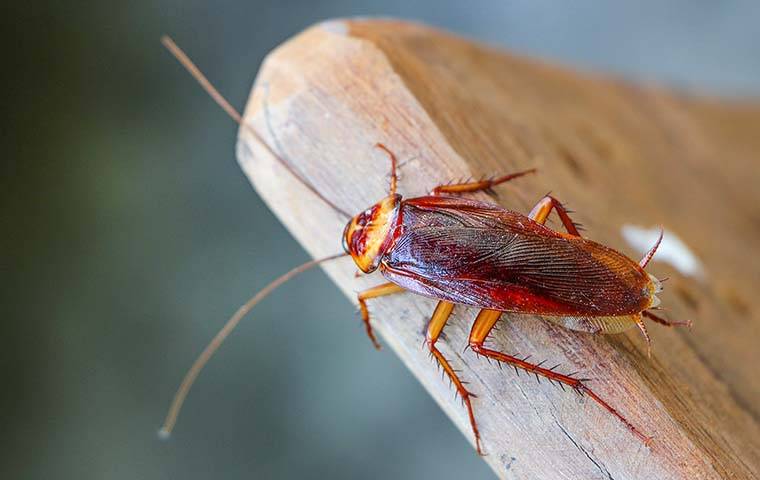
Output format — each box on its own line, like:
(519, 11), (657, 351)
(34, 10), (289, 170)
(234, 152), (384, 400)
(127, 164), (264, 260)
(342, 221), (351, 253)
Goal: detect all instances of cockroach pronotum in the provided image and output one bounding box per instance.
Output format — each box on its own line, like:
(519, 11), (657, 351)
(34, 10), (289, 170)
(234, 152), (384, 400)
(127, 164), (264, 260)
(159, 37), (691, 454)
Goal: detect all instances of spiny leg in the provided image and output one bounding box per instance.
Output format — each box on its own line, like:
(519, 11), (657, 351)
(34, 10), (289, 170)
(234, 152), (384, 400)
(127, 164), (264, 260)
(425, 301), (483, 454)
(468, 309), (652, 446)
(431, 169), (535, 196)
(374, 143), (398, 196)
(643, 310), (692, 328)
(635, 315), (652, 359)
(357, 282), (405, 350)
(636, 310), (692, 357)
(528, 194), (582, 237)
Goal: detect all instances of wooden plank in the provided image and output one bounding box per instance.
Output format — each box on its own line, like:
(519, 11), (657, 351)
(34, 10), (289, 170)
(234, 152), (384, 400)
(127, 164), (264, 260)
(236, 19), (760, 479)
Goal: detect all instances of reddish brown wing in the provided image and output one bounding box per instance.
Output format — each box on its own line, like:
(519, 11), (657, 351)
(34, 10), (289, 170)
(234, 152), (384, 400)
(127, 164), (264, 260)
(380, 196), (650, 316)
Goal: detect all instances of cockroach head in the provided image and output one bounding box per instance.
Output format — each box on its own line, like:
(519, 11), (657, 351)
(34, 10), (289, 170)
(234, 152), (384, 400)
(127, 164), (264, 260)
(342, 194), (402, 273)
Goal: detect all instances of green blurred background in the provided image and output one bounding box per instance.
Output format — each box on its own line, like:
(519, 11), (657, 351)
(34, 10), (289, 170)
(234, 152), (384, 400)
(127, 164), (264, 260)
(3, 1), (758, 479)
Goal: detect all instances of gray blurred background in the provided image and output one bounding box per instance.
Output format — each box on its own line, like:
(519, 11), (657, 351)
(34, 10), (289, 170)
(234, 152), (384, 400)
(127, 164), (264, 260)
(3, 1), (758, 479)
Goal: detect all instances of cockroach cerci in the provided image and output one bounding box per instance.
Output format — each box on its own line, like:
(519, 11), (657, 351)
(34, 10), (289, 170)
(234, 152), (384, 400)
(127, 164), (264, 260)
(159, 37), (691, 454)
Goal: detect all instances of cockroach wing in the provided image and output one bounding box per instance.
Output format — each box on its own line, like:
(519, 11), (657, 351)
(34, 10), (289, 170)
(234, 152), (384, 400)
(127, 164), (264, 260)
(381, 196), (651, 317)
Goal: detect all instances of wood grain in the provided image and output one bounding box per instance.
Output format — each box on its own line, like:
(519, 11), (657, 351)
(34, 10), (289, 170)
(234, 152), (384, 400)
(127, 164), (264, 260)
(236, 19), (760, 479)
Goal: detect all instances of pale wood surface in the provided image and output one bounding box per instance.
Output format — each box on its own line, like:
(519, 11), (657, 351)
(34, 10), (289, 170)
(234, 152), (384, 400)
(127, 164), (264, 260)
(236, 19), (760, 479)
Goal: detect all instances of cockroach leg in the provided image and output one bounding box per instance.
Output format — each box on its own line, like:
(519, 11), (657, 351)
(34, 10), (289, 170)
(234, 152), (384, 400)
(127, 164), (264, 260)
(357, 283), (406, 349)
(425, 301), (483, 455)
(528, 195), (582, 237)
(431, 169), (535, 196)
(635, 316), (652, 358)
(468, 309), (652, 446)
(374, 143), (398, 196)
(643, 310), (693, 329)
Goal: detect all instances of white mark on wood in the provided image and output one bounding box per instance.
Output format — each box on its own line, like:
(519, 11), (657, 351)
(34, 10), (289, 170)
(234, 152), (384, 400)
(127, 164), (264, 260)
(621, 225), (706, 280)
(319, 20), (348, 35)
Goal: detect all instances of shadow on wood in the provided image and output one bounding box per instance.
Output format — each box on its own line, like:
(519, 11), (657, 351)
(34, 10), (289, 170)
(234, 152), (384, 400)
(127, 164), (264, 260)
(236, 18), (760, 480)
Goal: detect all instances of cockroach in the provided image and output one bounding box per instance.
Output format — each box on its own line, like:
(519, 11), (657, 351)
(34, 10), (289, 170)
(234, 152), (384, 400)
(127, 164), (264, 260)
(159, 37), (691, 454)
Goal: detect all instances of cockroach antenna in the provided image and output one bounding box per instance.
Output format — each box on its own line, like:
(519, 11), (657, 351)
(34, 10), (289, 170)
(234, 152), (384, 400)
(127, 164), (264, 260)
(160, 36), (352, 219)
(159, 252), (347, 439)
(639, 226), (664, 268)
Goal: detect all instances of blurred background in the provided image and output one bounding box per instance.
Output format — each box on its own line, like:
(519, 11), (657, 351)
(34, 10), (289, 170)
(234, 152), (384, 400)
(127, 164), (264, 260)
(3, 1), (759, 479)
